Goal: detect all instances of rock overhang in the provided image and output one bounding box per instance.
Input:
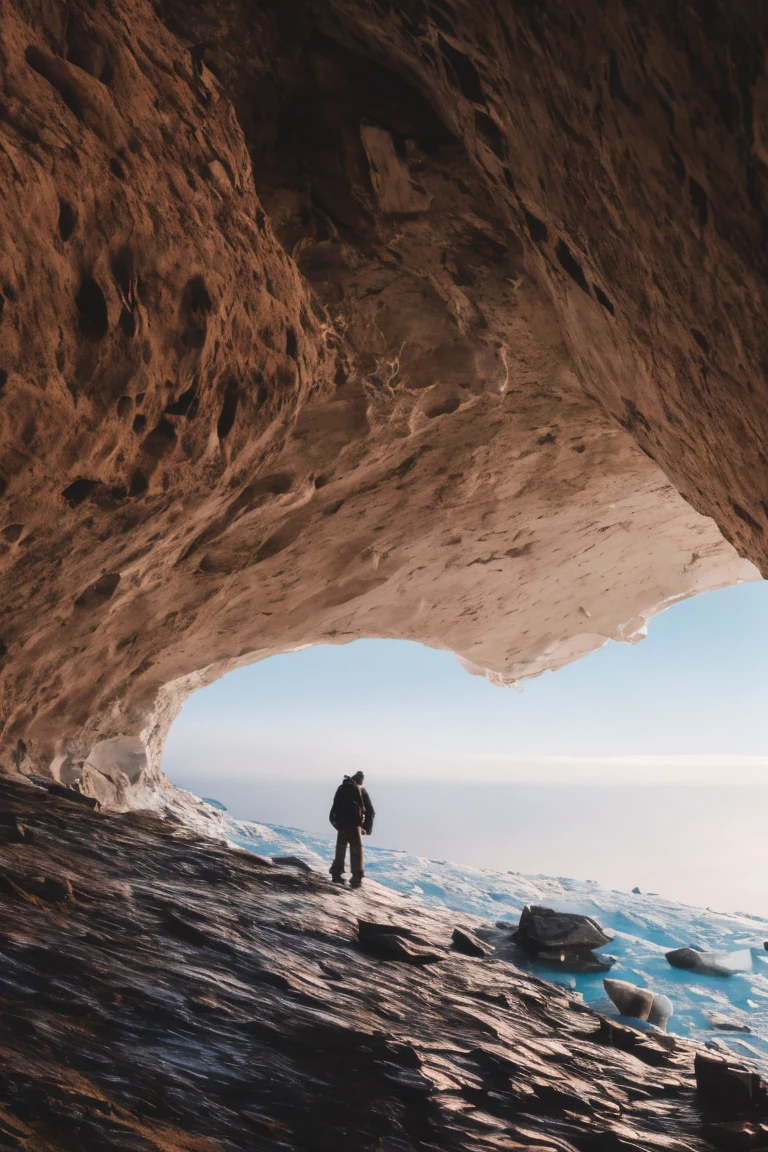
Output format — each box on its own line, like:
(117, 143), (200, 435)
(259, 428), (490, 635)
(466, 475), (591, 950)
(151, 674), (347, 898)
(0, 0), (764, 805)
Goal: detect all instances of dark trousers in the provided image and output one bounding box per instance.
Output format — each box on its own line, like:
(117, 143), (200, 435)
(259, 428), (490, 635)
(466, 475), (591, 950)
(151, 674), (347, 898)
(330, 824), (364, 882)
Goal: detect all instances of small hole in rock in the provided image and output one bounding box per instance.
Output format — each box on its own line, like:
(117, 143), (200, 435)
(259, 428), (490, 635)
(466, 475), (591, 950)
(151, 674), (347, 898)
(180, 275), (212, 350)
(425, 396), (461, 419)
(58, 199), (77, 241)
(109, 157), (125, 179)
(119, 307), (136, 338)
(593, 284), (615, 315)
(117, 396), (133, 418)
(110, 248), (134, 298)
(731, 500), (761, 533)
(285, 327), (298, 359)
(262, 474), (293, 496)
(0, 639), (6, 659)
(668, 145), (686, 186)
(165, 383), (199, 416)
(140, 419), (176, 459)
(75, 276), (109, 341)
(129, 470), (148, 497)
(217, 380), (240, 440)
(62, 478), (99, 507)
(0, 369), (7, 397)
(524, 211), (548, 244)
(555, 240), (590, 295)
(132, 414), (147, 434)
(474, 110), (504, 157)
(689, 178), (708, 228)
(135, 392), (145, 405)
(438, 35), (485, 104)
(74, 571), (121, 610)
(692, 328), (710, 354)
(2, 524), (23, 543)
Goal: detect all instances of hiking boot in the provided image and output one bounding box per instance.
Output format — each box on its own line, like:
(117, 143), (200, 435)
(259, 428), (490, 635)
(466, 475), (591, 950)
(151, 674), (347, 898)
(350, 877), (363, 889)
(330, 874), (347, 885)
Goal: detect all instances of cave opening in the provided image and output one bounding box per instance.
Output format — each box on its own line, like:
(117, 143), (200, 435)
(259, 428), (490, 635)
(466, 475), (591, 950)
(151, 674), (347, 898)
(162, 580), (768, 917)
(153, 578), (768, 1056)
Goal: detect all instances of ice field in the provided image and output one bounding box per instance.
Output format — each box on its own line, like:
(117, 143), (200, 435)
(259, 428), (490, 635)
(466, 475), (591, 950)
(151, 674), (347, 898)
(205, 806), (768, 1073)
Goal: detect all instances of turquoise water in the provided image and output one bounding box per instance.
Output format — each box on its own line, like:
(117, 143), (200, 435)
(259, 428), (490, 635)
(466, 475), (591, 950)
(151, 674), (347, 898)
(212, 809), (768, 1073)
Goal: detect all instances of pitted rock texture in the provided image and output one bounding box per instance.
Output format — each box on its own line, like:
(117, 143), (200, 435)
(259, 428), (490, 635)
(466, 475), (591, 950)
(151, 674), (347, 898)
(0, 0), (764, 797)
(0, 773), (753, 1151)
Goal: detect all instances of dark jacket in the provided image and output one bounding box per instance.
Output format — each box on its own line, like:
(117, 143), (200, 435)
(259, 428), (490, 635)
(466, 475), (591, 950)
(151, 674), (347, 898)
(329, 778), (375, 833)
(360, 787), (375, 834)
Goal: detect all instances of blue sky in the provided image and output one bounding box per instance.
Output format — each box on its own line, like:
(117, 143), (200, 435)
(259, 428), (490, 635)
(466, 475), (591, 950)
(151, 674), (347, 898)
(164, 580), (768, 788)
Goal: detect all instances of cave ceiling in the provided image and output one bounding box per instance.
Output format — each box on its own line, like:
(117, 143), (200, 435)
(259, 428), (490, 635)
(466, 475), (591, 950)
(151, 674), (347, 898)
(0, 0), (765, 803)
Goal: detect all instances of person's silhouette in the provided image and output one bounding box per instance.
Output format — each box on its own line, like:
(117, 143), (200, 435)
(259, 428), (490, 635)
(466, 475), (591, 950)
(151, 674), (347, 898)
(329, 771), (375, 888)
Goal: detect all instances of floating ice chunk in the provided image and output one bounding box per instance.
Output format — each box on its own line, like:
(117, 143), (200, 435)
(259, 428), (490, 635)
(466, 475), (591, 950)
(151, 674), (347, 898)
(666, 946), (752, 976)
(603, 979), (673, 1031)
(651, 994), (674, 1030)
(718, 948), (754, 973)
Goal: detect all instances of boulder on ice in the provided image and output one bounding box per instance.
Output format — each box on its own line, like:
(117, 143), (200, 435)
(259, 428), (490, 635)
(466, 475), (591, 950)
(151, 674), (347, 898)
(513, 905), (615, 973)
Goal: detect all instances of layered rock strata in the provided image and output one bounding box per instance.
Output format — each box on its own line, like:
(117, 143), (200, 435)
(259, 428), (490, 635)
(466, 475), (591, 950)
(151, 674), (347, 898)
(0, 0), (765, 800)
(0, 773), (758, 1152)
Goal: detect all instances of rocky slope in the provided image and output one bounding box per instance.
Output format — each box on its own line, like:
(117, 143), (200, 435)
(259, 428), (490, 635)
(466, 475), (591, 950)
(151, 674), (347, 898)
(0, 772), (764, 1152)
(0, 0), (765, 802)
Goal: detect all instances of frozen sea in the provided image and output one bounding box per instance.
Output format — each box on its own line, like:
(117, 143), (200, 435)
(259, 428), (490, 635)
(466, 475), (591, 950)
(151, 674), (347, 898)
(200, 805), (768, 1075)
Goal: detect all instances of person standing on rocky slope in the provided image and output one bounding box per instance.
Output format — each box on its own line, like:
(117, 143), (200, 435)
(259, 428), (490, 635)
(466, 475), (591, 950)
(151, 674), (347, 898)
(329, 771), (375, 888)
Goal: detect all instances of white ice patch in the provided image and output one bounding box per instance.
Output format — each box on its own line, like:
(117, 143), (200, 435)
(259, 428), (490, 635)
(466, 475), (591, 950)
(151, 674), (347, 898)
(196, 802), (768, 1075)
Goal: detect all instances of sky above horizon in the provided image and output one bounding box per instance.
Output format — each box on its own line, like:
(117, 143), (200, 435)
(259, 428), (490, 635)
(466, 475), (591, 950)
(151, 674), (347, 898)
(163, 579), (768, 910)
(163, 579), (768, 790)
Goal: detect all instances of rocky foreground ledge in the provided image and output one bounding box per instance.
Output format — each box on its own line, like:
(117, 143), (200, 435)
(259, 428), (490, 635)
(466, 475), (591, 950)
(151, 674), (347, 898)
(0, 776), (763, 1152)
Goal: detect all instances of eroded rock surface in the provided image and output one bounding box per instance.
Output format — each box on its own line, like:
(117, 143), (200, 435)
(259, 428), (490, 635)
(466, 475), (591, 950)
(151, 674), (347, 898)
(0, 773), (760, 1151)
(0, 0), (765, 798)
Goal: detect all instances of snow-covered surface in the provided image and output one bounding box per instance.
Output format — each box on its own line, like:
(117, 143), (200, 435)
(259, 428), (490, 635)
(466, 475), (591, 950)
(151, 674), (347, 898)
(180, 794), (768, 1074)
